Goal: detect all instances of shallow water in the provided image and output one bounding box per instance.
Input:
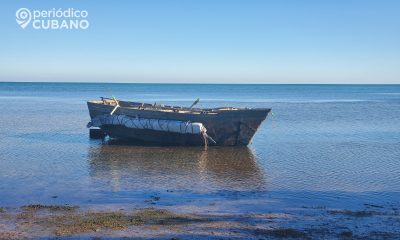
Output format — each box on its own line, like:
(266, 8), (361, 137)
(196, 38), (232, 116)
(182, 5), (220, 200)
(0, 83), (399, 213)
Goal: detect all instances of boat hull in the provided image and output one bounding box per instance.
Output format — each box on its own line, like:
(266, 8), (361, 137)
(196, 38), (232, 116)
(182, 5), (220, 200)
(101, 125), (206, 146)
(87, 101), (270, 146)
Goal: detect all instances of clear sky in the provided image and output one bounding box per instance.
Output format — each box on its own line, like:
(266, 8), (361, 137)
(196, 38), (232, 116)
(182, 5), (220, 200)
(0, 0), (399, 83)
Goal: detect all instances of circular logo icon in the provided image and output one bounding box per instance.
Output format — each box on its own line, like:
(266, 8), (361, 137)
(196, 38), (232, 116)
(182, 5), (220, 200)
(16, 8), (32, 29)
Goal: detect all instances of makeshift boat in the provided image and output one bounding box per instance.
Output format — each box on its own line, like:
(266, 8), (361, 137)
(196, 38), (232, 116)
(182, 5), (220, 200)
(87, 97), (271, 146)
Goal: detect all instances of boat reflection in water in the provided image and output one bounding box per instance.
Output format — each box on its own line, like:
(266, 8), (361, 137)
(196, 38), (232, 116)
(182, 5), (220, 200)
(88, 140), (267, 193)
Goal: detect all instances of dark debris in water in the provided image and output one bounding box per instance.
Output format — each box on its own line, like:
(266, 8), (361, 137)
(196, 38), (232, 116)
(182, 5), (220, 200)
(364, 203), (384, 209)
(327, 209), (382, 217)
(339, 230), (353, 238)
(254, 228), (307, 238)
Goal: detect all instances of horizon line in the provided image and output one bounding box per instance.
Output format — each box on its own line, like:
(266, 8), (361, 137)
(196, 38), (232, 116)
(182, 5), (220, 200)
(0, 81), (399, 85)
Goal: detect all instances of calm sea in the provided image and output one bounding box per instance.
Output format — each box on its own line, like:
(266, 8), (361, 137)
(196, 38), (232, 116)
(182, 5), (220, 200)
(0, 83), (399, 213)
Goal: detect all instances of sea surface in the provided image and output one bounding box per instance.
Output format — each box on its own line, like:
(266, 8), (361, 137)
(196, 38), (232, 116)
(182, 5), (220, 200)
(0, 83), (399, 214)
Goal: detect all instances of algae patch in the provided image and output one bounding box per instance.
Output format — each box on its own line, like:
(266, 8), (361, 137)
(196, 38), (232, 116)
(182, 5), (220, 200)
(21, 204), (78, 211)
(52, 212), (131, 236)
(24, 207), (204, 236)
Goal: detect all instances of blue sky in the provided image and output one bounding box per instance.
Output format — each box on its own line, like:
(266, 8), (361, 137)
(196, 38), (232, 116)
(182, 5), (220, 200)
(0, 0), (399, 83)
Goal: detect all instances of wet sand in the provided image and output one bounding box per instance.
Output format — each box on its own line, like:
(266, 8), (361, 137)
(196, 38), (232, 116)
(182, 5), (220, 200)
(1, 203), (400, 239)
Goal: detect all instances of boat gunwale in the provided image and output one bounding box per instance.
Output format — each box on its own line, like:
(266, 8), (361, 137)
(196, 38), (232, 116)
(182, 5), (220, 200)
(87, 99), (271, 115)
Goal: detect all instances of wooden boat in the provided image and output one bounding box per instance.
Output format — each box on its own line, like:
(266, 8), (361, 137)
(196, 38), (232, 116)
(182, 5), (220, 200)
(87, 98), (271, 146)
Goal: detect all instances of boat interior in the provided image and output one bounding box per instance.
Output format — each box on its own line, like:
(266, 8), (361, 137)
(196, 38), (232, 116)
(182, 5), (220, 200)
(88, 97), (243, 114)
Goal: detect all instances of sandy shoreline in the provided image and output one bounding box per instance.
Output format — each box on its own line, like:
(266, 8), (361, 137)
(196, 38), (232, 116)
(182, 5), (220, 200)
(1, 204), (400, 239)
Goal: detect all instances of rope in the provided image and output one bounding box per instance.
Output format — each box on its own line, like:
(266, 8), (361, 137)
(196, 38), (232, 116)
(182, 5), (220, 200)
(202, 131), (208, 150)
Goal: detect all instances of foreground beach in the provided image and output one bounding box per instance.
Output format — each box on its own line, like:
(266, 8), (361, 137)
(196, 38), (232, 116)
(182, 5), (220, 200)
(1, 203), (400, 239)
